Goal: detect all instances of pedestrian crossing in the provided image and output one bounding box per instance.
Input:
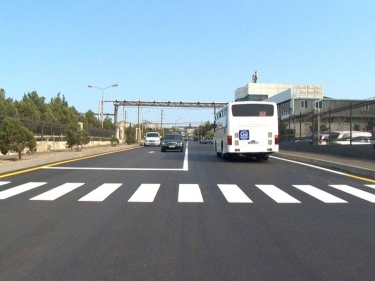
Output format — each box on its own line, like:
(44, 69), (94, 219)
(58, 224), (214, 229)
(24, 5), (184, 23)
(1, 181), (375, 204)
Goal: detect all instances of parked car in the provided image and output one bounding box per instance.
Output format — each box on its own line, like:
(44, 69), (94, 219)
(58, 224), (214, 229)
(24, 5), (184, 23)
(161, 134), (184, 152)
(311, 131), (373, 145)
(310, 134), (330, 145)
(199, 137), (214, 144)
(334, 136), (373, 145)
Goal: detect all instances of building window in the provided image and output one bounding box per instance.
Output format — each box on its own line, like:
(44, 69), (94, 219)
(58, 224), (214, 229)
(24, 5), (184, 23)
(362, 103), (369, 110)
(314, 101), (322, 109)
(301, 100), (308, 108)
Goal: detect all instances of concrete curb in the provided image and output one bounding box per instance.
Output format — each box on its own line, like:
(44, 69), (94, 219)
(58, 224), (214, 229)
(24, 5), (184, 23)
(0, 144), (141, 176)
(273, 152), (375, 179)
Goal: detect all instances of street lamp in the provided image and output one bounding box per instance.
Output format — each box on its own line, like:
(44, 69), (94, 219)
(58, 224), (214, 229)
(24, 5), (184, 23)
(88, 83), (118, 128)
(175, 117), (185, 132)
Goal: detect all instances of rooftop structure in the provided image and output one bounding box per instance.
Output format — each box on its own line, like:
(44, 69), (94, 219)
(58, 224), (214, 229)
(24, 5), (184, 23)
(235, 83), (324, 102)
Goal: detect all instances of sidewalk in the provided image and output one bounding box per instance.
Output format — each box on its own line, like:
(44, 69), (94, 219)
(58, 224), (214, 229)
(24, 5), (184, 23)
(0, 144), (141, 176)
(274, 149), (375, 179)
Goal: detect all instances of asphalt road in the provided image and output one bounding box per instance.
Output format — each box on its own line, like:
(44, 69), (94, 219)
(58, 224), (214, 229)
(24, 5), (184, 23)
(1, 141), (375, 280)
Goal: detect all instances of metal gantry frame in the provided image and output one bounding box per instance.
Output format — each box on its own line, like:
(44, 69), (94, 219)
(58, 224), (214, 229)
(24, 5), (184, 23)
(107, 100), (227, 143)
(108, 100), (227, 125)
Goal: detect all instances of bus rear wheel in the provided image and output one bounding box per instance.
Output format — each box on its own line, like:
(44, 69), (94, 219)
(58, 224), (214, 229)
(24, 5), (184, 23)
(256, 154), (269, 161)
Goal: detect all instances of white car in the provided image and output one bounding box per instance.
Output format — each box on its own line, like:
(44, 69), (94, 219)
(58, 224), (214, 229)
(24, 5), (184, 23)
(329, 131), (373, 145)
(144, 132), (161, 146)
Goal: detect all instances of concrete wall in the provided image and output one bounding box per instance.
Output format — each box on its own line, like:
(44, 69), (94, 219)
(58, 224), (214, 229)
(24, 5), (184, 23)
(36, 141), (112, 152)
(280, 142), (375, 161)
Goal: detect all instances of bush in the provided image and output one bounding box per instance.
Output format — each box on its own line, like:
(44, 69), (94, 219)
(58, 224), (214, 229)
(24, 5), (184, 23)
(66, 123), (90, 150)
(110, 137), (120, 146)
(126, 135), (135, 144)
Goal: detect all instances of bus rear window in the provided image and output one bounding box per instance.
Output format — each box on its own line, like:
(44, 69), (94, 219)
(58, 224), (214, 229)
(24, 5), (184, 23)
(231, 104), (274, 117)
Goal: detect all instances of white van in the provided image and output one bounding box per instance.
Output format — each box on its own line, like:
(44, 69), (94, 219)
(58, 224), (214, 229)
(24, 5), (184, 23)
(144, 132), (161, 146)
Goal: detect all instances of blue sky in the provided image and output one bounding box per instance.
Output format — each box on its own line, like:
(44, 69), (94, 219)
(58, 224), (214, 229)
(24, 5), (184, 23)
(1, 0), (374, 126)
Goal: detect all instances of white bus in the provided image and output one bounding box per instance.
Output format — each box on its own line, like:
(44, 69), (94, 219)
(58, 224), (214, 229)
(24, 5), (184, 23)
(214, 101), (279, 161)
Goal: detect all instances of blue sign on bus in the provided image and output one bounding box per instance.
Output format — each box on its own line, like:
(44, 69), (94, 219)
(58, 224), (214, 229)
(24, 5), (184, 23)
(239, 130), (249, 140)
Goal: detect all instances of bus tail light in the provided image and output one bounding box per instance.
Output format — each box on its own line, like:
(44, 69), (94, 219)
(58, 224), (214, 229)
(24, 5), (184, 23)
(275, 135), (279, 145)
(227, 135), (232, 145)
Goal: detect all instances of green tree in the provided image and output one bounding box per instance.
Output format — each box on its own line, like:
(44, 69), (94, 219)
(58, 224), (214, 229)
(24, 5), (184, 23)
(49, 93), (71, 123)
(0, 117), (37, 159)
(309, 120), (329, 133)
(84, 110), (101, 127)
(16, 97), (41, 120)
(0, 89), (18, 117)
(103, 116), (116, 130)
(65, 123), (90, 150)
(363, 117), (375, 132)
(194, 121), (213, 138)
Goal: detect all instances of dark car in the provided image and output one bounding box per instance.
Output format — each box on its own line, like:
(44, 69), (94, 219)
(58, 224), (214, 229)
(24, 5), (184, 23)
(161, 134), (184, 152)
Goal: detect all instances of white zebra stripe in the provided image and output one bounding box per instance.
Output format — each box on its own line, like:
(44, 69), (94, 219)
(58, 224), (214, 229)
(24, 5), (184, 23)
(217, 184), (253, 203)
(256, 184), (301, 203)
(0, 182), (47, 199)
(128, 184), (160, 202)
(78, 183), (122, 202)
(30, 183), (84, 201)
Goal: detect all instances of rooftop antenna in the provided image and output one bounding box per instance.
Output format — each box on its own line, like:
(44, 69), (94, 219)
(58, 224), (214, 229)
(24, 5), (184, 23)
(252, 71), (258, 83)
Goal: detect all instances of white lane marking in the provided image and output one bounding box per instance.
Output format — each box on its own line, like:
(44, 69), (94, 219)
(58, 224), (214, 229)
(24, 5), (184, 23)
(0, 181), (10, 186)
(293, 185), (347, 203)
(256, 184), (301, 203)
(365, 185), (375, 189)
(183, 142), (188, 171)
(178, 184), (203, 203)
(270, 156), (347, 175)
(329, 185), (375, 203)
(217, 184), (253, 203)
(78, 183), (122, 202)
(43, 167), (185, 171)
(0, 182), (47, 199)
(30, 183), (84, 201)
(128, 184), (160, 202)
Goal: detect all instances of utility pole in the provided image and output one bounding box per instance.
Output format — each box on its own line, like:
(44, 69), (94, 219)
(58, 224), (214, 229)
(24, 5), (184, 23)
(137, 105), (141, 143)
(160, 109), (165, 137)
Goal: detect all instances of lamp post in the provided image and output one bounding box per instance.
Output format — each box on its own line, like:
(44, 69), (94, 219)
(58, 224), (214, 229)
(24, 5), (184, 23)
(175, 117), (185, 132)
(88, 83), (118, 128)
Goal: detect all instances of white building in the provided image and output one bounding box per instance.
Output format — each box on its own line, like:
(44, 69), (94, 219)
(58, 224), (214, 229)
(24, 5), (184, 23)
(235, 83), (324, 119)
(234, 82), (374, 137)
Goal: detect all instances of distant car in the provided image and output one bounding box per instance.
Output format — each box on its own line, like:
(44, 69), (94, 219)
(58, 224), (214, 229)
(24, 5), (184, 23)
(193, 137), (199, 141)
(161, 134), (184, 152)
(144, 132), (161, 146)
(199, 137), (214, 144)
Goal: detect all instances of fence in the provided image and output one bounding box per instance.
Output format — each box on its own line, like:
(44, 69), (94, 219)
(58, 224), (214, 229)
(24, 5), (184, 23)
(279, 99), (375, 142)
(0, 116), (116, 142)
